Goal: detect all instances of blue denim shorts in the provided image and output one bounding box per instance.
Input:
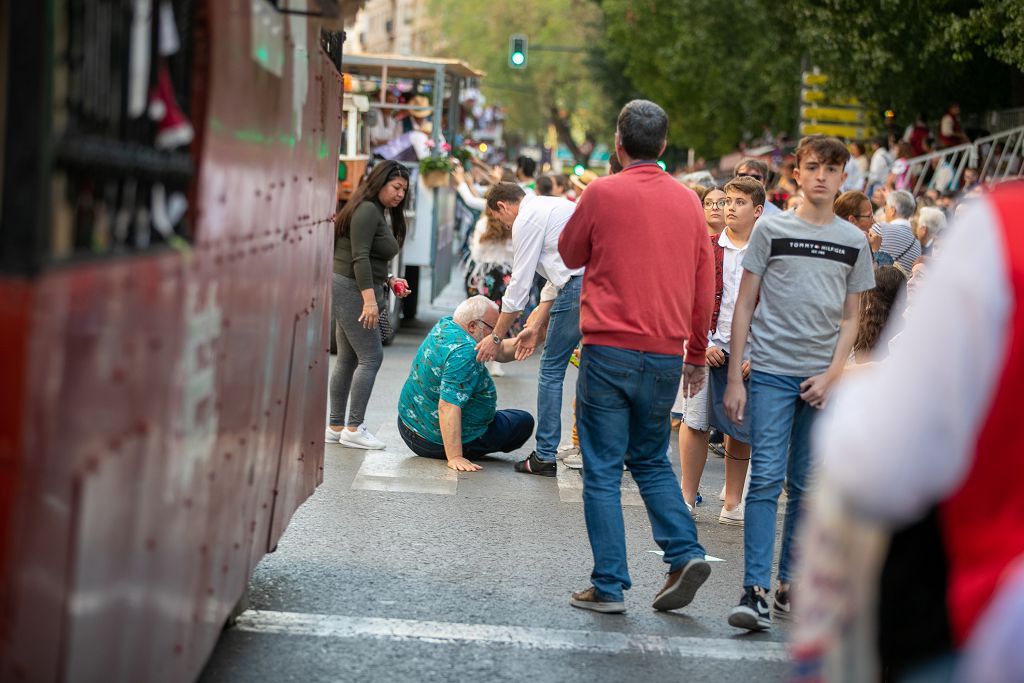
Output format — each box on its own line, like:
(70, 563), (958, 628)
(708, 361), (751, 443)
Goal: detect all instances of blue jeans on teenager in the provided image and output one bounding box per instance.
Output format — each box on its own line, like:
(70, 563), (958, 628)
(576, 344), (705, 601)
(398, 410), (535, 460)
(743, 370), (818, 589)
(535, 275), (583, 463)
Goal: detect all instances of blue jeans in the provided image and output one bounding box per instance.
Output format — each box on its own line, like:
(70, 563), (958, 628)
(535, 276), (582, 462)
(398, 410), (535, 460)
(577, 345), (705, 601)
(743, 370), (818, 589)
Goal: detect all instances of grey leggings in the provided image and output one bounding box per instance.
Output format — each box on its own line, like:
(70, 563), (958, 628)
(329, 273), (384, 427)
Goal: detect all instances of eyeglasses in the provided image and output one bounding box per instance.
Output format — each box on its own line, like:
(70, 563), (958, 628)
(855, 214), (874, 220)
(703, 199), (727, 209)
(475, 319), (495, 332)
(736, 172), (764, 182)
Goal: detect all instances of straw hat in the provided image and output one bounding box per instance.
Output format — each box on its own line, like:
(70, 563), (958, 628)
(408, 95), (432, 119)
(569, 169), (599, 194)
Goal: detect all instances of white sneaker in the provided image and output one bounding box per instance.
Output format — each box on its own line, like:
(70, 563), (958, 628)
(486, 360), (505, 377)
(557, 445), (583, 469)
(718, 504), (744, 526)
(325, 427), (343, 443)
(338, 424), (385, 450)
(684, 500), (697, 519)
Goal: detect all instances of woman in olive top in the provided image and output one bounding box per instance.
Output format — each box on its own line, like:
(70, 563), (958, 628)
(326, 160), (412, 449)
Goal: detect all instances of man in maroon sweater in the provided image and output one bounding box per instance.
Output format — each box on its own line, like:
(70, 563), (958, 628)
(558, 99), (715, 614)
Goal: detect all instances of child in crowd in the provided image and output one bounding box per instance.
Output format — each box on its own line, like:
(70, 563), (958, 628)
(723, 135), (875, 631)
(681, 177), (764, 526)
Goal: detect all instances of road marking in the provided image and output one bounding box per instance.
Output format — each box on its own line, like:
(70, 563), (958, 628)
(647, 550), (725, 562)
(234, 610), (789, 662)
(556, 465), (644, 506)
(349, 421), (458, 495)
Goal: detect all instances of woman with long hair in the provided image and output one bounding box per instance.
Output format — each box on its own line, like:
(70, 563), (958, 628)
(465, 209), (514, 376)
(851, 265), (907, 364)
(326, 160), (412, 449)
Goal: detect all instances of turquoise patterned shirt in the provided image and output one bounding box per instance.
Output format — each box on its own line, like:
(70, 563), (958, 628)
(399, 317), (497, 444)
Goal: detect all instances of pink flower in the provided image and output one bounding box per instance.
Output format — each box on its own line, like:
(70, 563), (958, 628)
(441, 143), (452, 152)
(425, 139), (435, 149)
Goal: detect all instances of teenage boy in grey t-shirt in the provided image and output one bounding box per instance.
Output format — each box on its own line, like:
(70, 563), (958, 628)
(723, 136), (875, 632)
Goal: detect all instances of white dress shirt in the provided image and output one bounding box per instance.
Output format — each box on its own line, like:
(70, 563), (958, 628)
(710, 229), (749, 351)
(502, 194), (583, 312)
(814, 197), (1010, 524)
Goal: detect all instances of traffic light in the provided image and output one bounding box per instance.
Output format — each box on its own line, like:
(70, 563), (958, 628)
(509, 34), (528, 69)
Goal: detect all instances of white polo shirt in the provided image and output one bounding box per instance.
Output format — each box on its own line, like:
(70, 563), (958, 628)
(710, 229), (750, 353)
(502, 194), (583, 312)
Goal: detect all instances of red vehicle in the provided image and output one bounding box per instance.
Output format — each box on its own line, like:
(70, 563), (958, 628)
(0, 1), (354, 680)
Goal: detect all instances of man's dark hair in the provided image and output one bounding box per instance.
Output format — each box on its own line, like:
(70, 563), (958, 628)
(516, 155), (537, 178)
(485, 182), (526, 212)
(616, 99), (668, 160)
(795, 135), (851, 167)
(735, 158), (769, 182)
(535, 175), (555, 196)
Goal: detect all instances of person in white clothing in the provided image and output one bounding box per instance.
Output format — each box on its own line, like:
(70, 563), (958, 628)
(477, 182), (583, 476)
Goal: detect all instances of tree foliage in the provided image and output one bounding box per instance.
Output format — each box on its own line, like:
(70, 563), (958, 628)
(788, 0), (1020, 126)
(597, 0), (804, 157)
(425, 0), (612, 165)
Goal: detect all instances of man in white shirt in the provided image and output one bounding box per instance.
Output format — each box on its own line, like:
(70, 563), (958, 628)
(476, 183), (584, 476)
(867, 136), (895, 195)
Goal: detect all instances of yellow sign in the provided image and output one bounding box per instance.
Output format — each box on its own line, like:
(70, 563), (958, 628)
(801, 90), (861, 106)
(801, 123), (874, 139)
(802, 72), (829, 87)
(801, 106), (866, 124)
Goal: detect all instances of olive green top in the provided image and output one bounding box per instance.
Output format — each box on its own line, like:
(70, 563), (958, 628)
(334, 199), (401, 290)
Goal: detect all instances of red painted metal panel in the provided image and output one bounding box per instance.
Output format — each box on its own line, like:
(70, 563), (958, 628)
(0, 3), (342, 680)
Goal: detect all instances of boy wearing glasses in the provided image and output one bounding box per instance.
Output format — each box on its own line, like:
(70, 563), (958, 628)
(724, 136), (875, 631)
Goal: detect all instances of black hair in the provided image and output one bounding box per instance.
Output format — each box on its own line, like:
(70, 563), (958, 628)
(334, 160), (410, 246)
(516, 155), (537, 178)
(535, 175), (555, 196)
(616, 100), (668, 160)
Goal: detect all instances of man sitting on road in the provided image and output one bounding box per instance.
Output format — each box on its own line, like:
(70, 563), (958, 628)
(397, 296), (534, 472)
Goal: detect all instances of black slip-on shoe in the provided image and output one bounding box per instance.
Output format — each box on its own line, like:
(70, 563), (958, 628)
(514, 451), (557, 477)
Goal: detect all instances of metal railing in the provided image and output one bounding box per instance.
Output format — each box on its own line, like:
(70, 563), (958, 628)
(904, 125), (1024, 194)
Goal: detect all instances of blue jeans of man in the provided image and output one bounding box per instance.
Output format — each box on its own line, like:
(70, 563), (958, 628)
(743, 370), (818, 589)
(398, 410), (535, 460)
(534, 275), (582, 463)
(576, 344), (705, 601)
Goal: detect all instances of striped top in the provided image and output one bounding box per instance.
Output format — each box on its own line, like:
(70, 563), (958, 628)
(876, 220), (921, 273)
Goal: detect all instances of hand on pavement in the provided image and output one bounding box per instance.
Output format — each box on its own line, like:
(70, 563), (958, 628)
(447, 456), (482, 472)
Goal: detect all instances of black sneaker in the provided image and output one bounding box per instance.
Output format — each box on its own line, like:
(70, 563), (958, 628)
(514, 451), (557, 477)
(773, 587), (791, 620)
(728, 586), (772, 631)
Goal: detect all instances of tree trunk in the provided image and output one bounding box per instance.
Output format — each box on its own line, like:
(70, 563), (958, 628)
(549, 105), (590, 168)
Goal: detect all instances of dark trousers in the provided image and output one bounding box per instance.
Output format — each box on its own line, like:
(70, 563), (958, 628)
(398, 410), (534, 460)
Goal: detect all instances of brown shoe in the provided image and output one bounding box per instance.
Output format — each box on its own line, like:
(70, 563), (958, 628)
(652, 558), (711, 611)
(570, 586), (626, 614)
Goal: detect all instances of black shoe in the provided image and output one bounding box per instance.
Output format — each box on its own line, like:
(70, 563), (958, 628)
(773, 587), (792, 620)
(728, 586), (772, 631)
(514, 451), (557, 477)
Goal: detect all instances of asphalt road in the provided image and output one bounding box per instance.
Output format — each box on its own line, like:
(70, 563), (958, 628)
(200, 284), (791, 683)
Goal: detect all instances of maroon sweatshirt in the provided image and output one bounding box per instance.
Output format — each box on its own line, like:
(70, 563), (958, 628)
(558, 163), (714, 362)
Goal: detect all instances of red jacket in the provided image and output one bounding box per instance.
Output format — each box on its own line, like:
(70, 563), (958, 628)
(941, 184), (1024, 644)
(558, 164), (714, 361)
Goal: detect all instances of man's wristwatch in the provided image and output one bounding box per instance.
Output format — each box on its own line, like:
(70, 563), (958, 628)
(491, 333), (501, 345)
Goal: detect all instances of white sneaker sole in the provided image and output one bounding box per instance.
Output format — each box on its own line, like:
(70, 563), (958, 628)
(325, 429), (343, 443)
(338, 435), (386, 450)
(718, 509), (744, 526)
(570, 597), (626, 614)
(728, 606), (771, 631)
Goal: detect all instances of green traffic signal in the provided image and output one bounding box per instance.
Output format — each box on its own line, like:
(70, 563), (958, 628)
(509, 34), (528, 69)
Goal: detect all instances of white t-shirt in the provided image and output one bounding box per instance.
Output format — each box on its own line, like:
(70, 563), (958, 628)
(710, 230), (749, 352)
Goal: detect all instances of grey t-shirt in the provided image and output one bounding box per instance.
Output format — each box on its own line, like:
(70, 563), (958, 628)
(742, 211), (875, 376)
